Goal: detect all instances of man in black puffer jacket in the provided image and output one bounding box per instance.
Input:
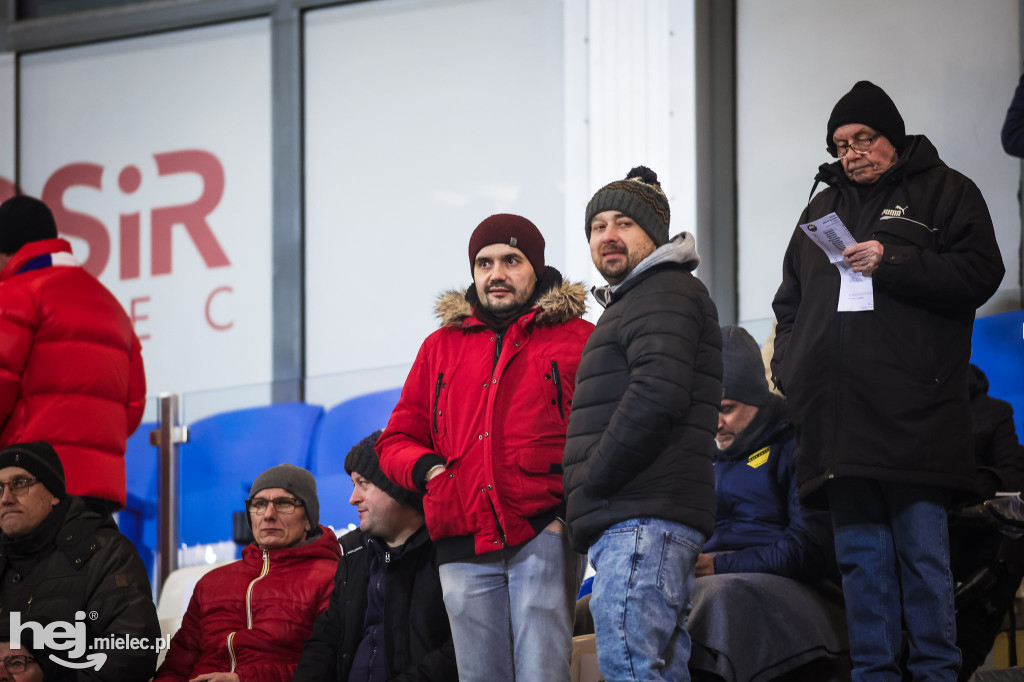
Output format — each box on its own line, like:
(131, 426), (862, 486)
(564, 166), (722, 682)
(294, 431), (457, 682)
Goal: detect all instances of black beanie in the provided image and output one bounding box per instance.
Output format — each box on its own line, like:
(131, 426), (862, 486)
(0, 442), (66, 499)
(826, 81), (906, 153)
(0, 196), (58, 255)
(585, 166), (671, 247)
(345, 430), (423, 511)
(721, 326), (771, 407)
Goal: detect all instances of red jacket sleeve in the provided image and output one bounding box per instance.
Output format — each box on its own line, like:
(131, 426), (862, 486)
(377, 338), (444, 491)
(126, 334), (146, 435)
(0, 287), (37, 432)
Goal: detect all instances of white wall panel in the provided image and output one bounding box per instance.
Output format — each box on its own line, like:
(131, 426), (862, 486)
(304, 0), (568, 380)
(19, 20), (273, 404)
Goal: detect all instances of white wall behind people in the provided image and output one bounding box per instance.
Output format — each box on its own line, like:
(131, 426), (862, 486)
(304, 0), (699, 381)
(1, 53), (14, 201)
(736, 0), (1021, 335)
(572, 0), (698, 303)
(304, 0), (570, 377)
(17, 20), (273, 410)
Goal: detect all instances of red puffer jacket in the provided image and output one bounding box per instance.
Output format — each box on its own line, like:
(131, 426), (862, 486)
(378, 277), (593, 559)
(155, 527), (342, 682)
(0, 238), (146, 506)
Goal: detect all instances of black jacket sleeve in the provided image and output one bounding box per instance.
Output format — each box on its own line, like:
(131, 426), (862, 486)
(293, 546), (351, 681)
(1003, 64), (1024, 158)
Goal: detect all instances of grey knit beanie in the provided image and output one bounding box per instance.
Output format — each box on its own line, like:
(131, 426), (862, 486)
(585, 166), (670, 247)
(345, 430), (423, 511)
(721, 325), (772, 407)
(249, 463), (319, 528)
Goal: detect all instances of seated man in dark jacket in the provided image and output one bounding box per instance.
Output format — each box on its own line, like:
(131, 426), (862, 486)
(687, 327), (848, 682)
(947, 364), (1024, 681)
(294, 431), (457, 682)
(0, 441), (160, 681)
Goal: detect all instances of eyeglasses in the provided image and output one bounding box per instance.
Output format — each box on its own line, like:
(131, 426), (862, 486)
(246, 496), (304, 515)
(829, 133), (880, 159)
(0, 655), (37, 673)
(0, 478), (40, 497)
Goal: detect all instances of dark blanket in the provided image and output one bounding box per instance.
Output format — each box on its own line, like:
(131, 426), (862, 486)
(688, 573), (850, 682)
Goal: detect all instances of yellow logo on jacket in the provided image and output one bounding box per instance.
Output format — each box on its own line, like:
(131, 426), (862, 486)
(746, 446), (770, 469)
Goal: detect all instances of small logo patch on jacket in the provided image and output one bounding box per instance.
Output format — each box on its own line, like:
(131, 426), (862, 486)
(881, 204), (908, 218)
(746, 446), (770, 469)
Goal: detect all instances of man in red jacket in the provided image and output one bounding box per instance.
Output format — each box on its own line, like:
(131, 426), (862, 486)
(377, 214), (593, 682)
(0, 195), (146, 514)
(155, 463), (341, 682)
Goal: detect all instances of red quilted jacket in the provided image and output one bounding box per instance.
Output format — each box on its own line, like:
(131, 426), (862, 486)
(155, 527), (342, 682)
(0, 238), (145, 505)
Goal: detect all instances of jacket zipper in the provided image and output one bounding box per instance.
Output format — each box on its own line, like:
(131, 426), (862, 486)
(433, 373), (444, 433)
(550, 361), (564, 420)
(228, 548), (271, 672)
(226, 632), (237, 672)
(486, 495), (507, 547)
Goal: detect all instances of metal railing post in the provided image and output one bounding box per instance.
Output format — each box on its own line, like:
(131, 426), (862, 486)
(152, 393), (189, 595)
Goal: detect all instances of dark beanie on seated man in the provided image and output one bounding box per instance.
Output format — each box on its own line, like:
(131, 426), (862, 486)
(717, 325), (786, 461)
(345, 429), (423, 512)
(720, 325), (772, 408)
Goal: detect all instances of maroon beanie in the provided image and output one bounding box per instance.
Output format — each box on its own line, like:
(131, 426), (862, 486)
(468, 214), (546, 278)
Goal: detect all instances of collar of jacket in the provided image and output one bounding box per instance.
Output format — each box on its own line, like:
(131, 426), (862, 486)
(434, 266), (588, 330)
(0, 238), (78, 282)
(365, 523), (430, 563)
(808, 134), (944, 202)
(241, 524), (342, 565)
(0, 497), (71, 562)
(592, 231), (701, 308)
(715, 394), (792, 462)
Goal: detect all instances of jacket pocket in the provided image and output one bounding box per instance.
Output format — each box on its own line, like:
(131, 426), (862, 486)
(432, 366), (457, 442)
(423, 469), (469, 540)
(873, 217), (937, 252)
(540, 357), (576, 424)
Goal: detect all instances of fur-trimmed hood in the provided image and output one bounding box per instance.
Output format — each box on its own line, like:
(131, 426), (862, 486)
(435, 278), (589, 329)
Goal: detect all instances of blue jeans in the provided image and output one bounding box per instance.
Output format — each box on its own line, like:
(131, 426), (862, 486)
(438, 525), (581, 682)
(588, 517), (704, 682)
(828, 478), (960, 682)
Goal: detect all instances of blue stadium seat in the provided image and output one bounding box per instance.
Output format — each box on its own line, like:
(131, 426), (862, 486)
(971, 310), (1024, 437)
(309, 388), (403, 530)
(179, 403), (324, 546)
(122, 421), (158, 582)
